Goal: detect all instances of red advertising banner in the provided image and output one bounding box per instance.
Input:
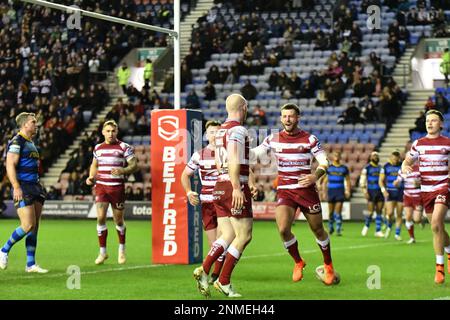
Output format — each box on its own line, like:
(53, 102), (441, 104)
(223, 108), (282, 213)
(151, 109), (203, 264)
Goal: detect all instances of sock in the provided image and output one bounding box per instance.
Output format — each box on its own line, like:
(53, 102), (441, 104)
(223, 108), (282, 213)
(212, 251), (227, 278)
(203, 238), (228, 274)
(1, 227), (27, 253)
(316, 237), (332, 265)
(25, 231), (37, 267)
(97, 225), (108, 254)
(444, 245), (450, 254)
(395, 227), (401, 236)
(383, 216), (388, 226)
(388, 221), (393, 229)
(405, 221), (415, 239)
(436, 255), (444, 265)
(283, 237), (302, 263)
(335, 213), (343, 232)
(116, 224), (126, 249)
(218, 245), (240, 285)
(375, 214), (382, 232)
(328, 213), (335, 231)
(364, 215), (372, 228)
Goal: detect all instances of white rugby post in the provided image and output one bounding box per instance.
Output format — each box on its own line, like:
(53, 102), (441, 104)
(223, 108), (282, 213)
(21, 0), (181, 109)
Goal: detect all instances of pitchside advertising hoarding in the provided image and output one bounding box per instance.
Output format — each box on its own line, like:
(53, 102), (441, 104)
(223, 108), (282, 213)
(151, 109), (203, 265)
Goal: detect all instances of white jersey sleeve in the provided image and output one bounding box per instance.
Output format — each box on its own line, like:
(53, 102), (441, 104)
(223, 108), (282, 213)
(186, 151), (201, 173)
(409, 140), (419, 161)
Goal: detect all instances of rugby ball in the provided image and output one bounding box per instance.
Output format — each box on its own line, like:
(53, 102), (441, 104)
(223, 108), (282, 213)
(315, 265), (341, 285)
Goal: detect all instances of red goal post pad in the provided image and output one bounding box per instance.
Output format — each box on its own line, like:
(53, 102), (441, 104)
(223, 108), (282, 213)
(151, 109), (203, 264)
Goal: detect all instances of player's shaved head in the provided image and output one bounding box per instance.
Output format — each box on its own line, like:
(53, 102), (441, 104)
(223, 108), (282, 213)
(226, 93), (247, 112)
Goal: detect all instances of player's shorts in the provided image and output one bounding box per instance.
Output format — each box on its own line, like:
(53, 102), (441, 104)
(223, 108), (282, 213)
(368, 189), (384, 203)
(403, 194), (422, 210)
(328, 188), (345, 203)
(213, 181), (253, 219)
(95, 184), (125, 210)
(387, 189), (403, 202)
(201, 202), (218, 231)
(13, 182), (46, 209)
(276, 187), (322, 215)
(421, 189), (450, 214)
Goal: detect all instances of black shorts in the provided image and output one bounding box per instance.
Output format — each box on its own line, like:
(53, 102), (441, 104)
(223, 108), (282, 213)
(368, 189), (384, 203)
(12, 183), (46, 209)
(328, 188), (345, 203)
(387, 189), (403, 202)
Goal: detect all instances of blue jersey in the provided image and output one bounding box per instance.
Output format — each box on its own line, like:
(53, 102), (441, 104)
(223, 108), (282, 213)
(381, 162), (402, 191)
(327, 164), (349, 189)
(6, 133), (40, 184)
(363, 163), (382, 191)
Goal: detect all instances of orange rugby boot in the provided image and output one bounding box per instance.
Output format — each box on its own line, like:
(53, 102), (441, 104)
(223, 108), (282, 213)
(435, 264), (445, 284)
(292, 260), (306, 282)
(323, 263), (337, 286)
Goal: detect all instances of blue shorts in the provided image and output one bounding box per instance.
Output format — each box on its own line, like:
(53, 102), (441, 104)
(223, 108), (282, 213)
(328, 188), (345, 203)
(368, 189), (384, 203)
(387, 189), (403, 202)
(12, 183), (46, 209)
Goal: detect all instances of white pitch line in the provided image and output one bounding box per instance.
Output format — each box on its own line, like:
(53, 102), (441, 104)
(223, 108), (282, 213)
(0, 239), (430, 282)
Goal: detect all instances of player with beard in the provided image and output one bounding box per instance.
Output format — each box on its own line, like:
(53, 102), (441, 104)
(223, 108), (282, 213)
(252, 103), (338, 285)
(360, 151), (385, 238)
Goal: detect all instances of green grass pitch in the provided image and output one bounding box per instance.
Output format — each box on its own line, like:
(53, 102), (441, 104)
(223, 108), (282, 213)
(0, 219), (448, 300)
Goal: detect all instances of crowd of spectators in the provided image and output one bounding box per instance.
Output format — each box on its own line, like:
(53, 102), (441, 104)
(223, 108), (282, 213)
(0, 0), (175, 201)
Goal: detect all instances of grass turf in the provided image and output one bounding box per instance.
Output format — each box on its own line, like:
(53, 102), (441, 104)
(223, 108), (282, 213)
(0, 219), (448, 300)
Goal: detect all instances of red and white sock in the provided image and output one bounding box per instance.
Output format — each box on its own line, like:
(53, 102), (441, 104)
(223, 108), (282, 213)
(316, 236), (332, 265)
(97, 224), (108, 254)
(219, 245), (241, 285)
(283, 236), (302, 264)
(203, 238), (228, 274)
(405, 221), (415, 239)
(116, 224), (126, 251)
(212, 251), (227, 278)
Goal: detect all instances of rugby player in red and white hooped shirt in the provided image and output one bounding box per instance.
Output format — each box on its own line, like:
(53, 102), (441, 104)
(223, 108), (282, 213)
(193, 94), (257, 298)
(393, 163), (423, 244)
(252, 103), (338, 286)
(182, 120), (225, 284)
(86, 120), (138, 266)
(401, 110), (450, 284)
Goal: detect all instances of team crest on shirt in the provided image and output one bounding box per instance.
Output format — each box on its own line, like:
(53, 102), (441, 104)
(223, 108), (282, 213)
(298, 146), (304, 152)
(114, 151), (120, 156)
(441, 148), (447, 154)
(276, 147), (283, 152)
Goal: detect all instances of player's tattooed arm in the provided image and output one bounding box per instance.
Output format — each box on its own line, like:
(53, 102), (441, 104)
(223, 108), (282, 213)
(111, 157), (138, 176)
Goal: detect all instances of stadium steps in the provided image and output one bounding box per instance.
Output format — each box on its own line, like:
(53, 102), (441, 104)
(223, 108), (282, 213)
(179, 0), (215, 58)
(40, 73), (126, 188)
(392, 47), (415, 88)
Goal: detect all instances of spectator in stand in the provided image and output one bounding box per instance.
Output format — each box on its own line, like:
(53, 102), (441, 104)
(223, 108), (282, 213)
(133, 187), (144, 201)
(125, 186), (134, 201)
(337, 101), (363, 124)
(255, 184), (265, 201)
(145, 186), (151, 201)
(434, 92), (449, 114)
(117, 62), (131, 94)
(241, 80), (258, 100)
(268, 71), (279, 91)
(207, 65), (221, 84)
(203, 81), (216, 101)
(249, 104), (267, 126)
(186, 90), (201, 109)
(424, 96), (436, 111)
(46, 186), (62, 200)
(409, 111), (427, 137)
